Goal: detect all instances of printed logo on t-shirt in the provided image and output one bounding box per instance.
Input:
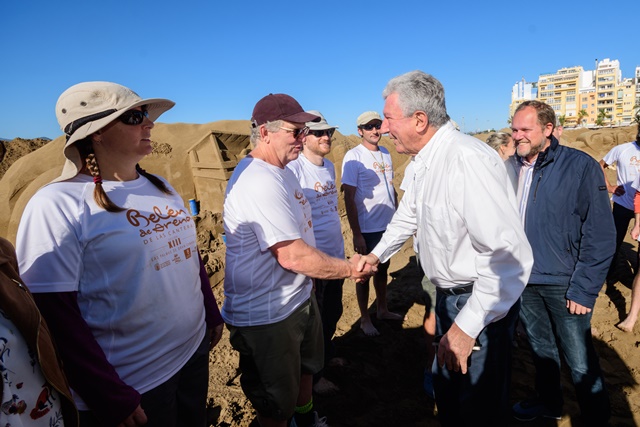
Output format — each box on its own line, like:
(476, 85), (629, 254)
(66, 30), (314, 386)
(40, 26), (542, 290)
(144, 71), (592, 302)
(313, 180), (338, 215)
(314, 180), (336, 193)
(372, 161), (392, 174)
(294, 189), (308, 206)
(125, 204), (196, 271)
(128, 206), (192, 238)
(629, 156), (640, 170)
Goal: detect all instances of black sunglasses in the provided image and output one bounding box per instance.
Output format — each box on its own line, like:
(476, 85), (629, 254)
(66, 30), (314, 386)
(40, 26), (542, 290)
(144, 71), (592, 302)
(359, 123), (381, 131)
(120, 109), (149, 125)
(308, 128), (335, 138)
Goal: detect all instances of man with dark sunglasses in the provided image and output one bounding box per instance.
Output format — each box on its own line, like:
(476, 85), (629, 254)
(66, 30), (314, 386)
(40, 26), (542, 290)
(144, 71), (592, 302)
(342, 111), (402, 336)
(287, 111), (344, 396)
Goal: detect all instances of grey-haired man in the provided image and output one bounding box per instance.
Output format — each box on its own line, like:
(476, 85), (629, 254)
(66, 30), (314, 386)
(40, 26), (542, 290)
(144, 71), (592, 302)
(359, 71), (533, 426)
(223, 94), (373, 427)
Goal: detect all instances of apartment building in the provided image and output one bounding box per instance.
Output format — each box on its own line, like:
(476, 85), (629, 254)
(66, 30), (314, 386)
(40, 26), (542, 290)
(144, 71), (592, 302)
(615, 78), (636, 125)
(636, 66), (640, 110)
(510, 78), (536, 119)
(595, 58), (621, 125)
(537, 66), (582, 126)
(513, 58), (638, 127)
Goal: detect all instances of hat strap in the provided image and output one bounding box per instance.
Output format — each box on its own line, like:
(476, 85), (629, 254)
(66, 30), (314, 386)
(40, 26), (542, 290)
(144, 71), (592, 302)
(64, 109), (117, 139)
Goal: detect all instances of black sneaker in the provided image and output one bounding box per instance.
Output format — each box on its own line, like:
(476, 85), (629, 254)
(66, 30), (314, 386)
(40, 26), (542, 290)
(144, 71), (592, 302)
(512, 399), (561, 421)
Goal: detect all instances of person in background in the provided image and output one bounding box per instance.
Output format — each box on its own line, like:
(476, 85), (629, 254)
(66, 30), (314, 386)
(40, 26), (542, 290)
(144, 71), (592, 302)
(485, 132), (515, 161)
(0, 236), (78, 426)
(342, 111), (403, 336)
(486, 132), (518, 191)
(617, 123), (640, 332)
(222, 94), (374, 427)
(511, 100), (614, 425)
(287, 110), (345, 395)
(552, 118), (564, 140)
(599, 123), (640, 283)
(16, 81), (224, 427)
(359, 70), (533, 426)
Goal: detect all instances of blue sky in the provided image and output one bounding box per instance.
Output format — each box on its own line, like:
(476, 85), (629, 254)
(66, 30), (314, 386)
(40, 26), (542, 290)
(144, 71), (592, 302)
(1, 0), (638, 139)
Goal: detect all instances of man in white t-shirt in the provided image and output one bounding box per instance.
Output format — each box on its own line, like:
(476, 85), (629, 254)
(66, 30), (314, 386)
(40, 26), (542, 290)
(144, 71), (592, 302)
(342, 111), (402, 336)
(617, 124), (640, 332)
(600, 136), (640, 281)
(287, 110), (345, 395)
(223, 94), (373, 427)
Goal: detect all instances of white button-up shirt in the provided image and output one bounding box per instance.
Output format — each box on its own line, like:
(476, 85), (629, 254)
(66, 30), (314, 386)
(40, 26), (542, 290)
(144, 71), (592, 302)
(371, 122), (533, 338)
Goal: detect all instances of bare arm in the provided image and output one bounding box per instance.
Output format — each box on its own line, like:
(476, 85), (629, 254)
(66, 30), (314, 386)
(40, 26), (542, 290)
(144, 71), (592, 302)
(632, 191), (640, 240)
(599, 159), (624, 195)
(342, 184), (367, 254)
(270, 238), (373, 281)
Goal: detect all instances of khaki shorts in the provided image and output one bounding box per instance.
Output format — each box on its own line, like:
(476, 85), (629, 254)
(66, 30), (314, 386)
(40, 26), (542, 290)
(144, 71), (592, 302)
(227, 295), (323, 420)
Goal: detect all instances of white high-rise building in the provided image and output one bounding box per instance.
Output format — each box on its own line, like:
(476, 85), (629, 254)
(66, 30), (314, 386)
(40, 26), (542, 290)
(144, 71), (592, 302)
(509, 78), (536, 119)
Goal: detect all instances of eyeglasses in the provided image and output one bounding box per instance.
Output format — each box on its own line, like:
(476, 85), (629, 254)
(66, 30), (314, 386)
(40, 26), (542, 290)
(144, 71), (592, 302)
(279, 126), (309, 138)
(120, 109), (149, 125)
(359, 123), (382, 131)
(308, 128), (335, 138)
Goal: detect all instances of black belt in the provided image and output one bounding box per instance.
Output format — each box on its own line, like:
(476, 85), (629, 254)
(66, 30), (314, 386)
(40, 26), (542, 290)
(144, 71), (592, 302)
(437, 283), (474, 295)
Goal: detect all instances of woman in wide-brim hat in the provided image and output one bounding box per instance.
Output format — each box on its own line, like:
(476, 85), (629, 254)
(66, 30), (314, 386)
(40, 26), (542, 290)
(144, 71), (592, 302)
(16, 81), (223, 427)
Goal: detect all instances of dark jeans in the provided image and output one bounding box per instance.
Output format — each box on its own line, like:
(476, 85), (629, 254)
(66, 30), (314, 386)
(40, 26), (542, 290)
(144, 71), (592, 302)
(314, 278), (344, 363)
(432, 290), (519, 427)
(79, 334), (210, 427)
(608, 202), (636, 278)
(519, 284), (610, 426)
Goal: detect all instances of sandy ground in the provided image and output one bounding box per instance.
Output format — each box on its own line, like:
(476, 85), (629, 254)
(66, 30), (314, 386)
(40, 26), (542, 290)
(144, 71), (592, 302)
(203, 214), (640, 427)
(2, 125), (639, 426)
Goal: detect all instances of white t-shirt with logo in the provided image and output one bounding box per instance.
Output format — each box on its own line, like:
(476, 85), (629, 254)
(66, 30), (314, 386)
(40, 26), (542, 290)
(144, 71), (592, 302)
(287, 153), (344, 259)
(341, 144), (396, 233)
(223, 157), (315, 327)
(17, 174), (205, 409)
(603, 141), (640, 210)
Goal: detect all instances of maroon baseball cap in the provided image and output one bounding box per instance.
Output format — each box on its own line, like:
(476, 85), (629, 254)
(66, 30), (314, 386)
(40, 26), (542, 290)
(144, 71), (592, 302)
(251, 93), (320, 126)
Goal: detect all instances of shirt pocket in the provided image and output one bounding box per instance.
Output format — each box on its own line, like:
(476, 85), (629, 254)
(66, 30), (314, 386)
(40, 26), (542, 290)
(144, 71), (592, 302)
(423, 205), (457, 251)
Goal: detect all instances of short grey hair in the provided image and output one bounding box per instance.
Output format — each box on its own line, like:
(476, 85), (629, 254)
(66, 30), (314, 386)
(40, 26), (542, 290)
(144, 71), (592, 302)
(250, 120), (283, 145)
(485, 132), (512, 152)
(382, 70), (450, 128)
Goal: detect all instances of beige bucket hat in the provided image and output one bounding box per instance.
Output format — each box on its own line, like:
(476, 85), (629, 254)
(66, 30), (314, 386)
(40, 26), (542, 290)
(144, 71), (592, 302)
(53, 81), (175, 182)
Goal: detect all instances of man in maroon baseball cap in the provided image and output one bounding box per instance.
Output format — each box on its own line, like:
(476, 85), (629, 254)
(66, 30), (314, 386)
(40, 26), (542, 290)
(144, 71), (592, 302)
(251, 93), (321, 127)
(222, 94), (375, 427)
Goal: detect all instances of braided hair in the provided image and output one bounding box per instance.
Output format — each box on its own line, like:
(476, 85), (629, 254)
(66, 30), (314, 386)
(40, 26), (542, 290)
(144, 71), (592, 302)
(76, 137), (173, 212)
